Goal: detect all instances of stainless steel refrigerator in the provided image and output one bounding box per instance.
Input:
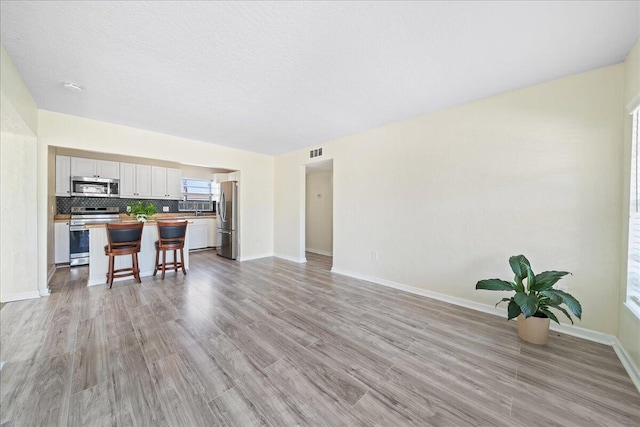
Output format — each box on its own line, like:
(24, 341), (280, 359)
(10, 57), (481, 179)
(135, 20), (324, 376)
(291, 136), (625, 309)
(216, 181), (238, 259)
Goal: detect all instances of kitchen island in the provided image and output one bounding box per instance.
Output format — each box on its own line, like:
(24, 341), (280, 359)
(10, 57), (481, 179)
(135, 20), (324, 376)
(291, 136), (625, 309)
(86, 220), (191, 286)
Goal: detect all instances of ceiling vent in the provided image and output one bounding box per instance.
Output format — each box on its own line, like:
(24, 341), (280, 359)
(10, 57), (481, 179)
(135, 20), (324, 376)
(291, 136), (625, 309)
(309, 148), (323, 158)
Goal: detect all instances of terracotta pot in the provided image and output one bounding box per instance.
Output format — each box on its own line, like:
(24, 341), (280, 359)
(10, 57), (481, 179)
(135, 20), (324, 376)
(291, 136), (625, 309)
(517, 314), (550, 345)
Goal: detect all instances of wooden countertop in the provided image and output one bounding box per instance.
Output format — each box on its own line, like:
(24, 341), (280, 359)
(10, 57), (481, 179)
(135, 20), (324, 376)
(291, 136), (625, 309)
(85, 219), (195, 228)
(54, 213), (215, 223)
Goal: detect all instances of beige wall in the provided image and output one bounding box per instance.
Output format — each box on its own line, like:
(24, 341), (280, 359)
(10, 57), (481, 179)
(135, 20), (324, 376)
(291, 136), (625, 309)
(618, 38), (640, 371)
(274, 64), (625, 335)
(0, 44), (45, 302)
(0, 132), (39, 301)
(306, 171), (333, 255)
(274, 151), (305, 261)
(0, 45), (37, 135)
(47, 146), (55, 278)
(38, 110), (274, 260)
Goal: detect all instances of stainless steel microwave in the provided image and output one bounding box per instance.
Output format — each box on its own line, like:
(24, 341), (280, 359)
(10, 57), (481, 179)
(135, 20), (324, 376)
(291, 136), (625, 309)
(71, 176), (120, 197)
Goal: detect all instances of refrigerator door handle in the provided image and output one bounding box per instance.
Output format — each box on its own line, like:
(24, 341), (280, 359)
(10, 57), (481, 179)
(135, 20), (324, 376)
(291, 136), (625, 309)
(220, 192), (227, 222)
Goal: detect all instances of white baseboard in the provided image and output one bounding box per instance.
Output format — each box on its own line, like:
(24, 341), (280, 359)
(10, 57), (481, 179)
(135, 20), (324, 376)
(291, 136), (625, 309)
(612, 337), (640, 393)
(39, 288), (50, 297)
(47, 265), (56, 285)
(331, 267), (508, 318)
(239, 253), (273, 262)
(274, 253), (307, 263)
(0, 290), (41, 303)
(330, 267), (639, 393)
(306, 248), (333, 256)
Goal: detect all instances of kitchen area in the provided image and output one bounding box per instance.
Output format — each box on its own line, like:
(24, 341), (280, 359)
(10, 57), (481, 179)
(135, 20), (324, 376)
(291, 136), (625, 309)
(52, 148), (239, 286)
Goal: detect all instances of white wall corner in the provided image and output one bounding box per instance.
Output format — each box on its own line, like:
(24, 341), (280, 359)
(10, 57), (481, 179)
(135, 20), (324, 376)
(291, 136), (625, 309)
(305, 248), (333, 256)
(0, 291), (41, 303)
(47, 265), (56, 285)
(238, 253), (273, 262)
(613, 337), (640, 393)
(274, 253), (307, 263)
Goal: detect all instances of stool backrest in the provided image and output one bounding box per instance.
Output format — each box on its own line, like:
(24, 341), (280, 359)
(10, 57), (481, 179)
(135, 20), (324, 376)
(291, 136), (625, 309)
(157, 220), (188, 248)
(106, 222), (144, 252)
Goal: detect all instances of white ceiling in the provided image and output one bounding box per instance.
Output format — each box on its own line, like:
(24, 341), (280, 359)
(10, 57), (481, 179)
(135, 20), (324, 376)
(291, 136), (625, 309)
(1, 1), (638, 155)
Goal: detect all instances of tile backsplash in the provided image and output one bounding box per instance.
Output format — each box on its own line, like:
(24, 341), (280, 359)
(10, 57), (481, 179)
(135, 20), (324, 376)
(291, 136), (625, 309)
(56, 197), (179, 214)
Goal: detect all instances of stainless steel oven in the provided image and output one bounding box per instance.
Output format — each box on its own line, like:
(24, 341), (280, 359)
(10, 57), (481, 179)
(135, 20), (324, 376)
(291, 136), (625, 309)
(69, 207), (120, 266)
(69, 226), (90, 266)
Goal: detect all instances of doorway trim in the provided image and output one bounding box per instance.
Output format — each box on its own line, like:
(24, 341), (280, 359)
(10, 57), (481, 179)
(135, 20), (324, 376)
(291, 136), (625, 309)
(300, 159), (334, 262)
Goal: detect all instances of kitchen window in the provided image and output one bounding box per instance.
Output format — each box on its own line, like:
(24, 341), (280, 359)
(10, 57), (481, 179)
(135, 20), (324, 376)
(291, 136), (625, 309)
(179, 178), (218, 212)
(626, 106), (640, 319)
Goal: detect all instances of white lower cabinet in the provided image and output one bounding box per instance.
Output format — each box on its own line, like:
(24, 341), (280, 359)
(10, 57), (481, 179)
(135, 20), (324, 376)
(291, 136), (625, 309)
(188, 218), (216, 250)
(208, 220), (216, 247)
(54, 222), (70, 264)
(189, 221), (208, 250)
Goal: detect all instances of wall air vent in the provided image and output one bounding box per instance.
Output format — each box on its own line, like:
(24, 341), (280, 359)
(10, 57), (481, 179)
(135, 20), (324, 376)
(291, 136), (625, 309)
(309, 148), (323, 158)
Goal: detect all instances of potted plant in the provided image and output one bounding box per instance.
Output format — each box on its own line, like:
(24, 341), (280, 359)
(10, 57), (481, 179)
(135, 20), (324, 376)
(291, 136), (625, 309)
(475, 254), (582, 345)
(126, 201), (157, 222)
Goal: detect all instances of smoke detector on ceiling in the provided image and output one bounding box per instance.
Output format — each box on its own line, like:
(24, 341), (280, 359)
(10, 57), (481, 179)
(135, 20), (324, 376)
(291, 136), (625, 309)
(62, 82), (82, 93)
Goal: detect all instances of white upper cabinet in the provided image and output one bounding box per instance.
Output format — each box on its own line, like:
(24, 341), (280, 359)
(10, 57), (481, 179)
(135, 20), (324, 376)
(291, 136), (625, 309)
(152, 166), (182, 199)
(136, 165), (152, 197)
(151, 166), (168, 198)
(55, 155), (71, 196)
(120, 163), (151, 198)
(120, 163), (137, 197)
(166, 168), (182, 199)
(71, 157), (119, 179)
(70, 157), (96, 177)
(213, 173), (228, 183)
(213, 171), (239, 183)
(95, 160), (119, 179)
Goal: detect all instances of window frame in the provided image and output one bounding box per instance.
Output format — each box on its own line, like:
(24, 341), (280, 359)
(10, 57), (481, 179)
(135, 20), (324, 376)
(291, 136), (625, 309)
(626, 106), (640, 320)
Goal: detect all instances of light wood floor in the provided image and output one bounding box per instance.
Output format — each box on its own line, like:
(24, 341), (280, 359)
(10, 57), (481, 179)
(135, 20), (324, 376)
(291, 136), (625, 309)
(1, 251), (639, 426)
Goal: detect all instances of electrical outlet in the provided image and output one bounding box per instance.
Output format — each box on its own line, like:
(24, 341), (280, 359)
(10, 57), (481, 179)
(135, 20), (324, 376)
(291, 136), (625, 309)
(162, 206), (169, 212)
(371, 250), (378, 260)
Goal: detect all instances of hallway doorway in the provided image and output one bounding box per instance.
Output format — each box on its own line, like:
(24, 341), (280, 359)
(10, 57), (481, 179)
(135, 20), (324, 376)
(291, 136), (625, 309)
(304, 160), (333, 266)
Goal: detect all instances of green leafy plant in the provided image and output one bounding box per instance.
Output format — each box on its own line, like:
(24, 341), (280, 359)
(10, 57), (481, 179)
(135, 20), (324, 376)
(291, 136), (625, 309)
(475, 255), (582, 324)
(126, 201), (157, 217)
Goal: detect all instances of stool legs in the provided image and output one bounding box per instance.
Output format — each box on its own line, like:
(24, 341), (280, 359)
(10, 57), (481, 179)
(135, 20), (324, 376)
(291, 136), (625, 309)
(154, 248), (187, 279)
(132, 253), (141, 283)
(153, 249), (159, 276)
(106, 252), (141, 289)
(161, 250), (167, 280)
(181, 248), (187, 275)
(108, 255), (115, 289)
(173, 250), (178, 272)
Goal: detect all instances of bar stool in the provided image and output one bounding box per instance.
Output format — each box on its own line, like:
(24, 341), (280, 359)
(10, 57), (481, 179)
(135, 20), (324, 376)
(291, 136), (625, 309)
(104, 222), (144, 289)
(154, 220), (188, 279)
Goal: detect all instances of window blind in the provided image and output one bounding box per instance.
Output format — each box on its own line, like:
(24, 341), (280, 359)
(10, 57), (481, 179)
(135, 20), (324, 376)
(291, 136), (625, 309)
(627, 107), (640, 310)
(182, 179), (212, 201)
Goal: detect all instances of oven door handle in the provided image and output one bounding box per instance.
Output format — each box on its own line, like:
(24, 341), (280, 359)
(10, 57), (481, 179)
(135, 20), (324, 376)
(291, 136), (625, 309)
(69, 226), (88, 232)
